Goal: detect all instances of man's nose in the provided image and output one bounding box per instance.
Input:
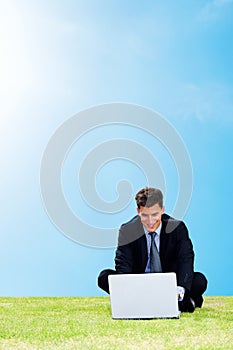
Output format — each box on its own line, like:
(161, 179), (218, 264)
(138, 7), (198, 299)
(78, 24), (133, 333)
(148, 216), (155, 224)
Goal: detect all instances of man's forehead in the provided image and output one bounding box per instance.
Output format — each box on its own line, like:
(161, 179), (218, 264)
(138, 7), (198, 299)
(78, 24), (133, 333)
(139, 204), (162, 213)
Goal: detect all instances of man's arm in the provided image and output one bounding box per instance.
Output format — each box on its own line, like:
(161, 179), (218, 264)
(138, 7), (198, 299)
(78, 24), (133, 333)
(176, 221), (194, 291)
(115, 226), (134, 274)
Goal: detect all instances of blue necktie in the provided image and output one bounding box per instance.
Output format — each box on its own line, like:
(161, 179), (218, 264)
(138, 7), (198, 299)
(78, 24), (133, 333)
(149, 232), (162, 273)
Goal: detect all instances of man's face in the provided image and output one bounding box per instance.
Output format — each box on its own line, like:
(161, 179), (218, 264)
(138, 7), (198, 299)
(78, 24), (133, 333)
(137, 203), (164, 232)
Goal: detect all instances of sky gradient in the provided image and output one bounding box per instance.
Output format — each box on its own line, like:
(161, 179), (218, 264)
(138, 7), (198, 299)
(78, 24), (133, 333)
(1, 0), (233, 296)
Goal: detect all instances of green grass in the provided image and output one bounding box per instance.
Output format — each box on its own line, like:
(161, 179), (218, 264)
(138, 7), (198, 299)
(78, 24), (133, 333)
(0, 297), (232, 349)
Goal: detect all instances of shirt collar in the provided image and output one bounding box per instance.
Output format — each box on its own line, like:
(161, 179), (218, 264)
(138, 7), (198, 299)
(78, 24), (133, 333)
(143, 222), (162, 237)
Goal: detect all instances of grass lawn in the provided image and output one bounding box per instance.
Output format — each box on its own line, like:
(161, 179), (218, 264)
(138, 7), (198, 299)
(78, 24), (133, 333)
(0, 296), (232, 349)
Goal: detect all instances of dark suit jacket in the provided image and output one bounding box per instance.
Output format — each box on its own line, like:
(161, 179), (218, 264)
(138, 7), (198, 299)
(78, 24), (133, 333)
(115, 214), (194, 291)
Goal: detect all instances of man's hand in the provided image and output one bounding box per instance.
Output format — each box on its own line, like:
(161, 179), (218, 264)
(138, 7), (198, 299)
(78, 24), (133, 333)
(177, 286), (185, 301)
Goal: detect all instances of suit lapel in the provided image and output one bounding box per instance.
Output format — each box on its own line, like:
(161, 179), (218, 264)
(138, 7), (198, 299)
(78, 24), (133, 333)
(135, 217), (148, 271)
(159, 218), (168, 267)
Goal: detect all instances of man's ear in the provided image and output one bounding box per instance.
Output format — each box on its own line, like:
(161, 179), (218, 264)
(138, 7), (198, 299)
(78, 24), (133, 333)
(137, 207), (140, 215)
(161, 206), (165, 214)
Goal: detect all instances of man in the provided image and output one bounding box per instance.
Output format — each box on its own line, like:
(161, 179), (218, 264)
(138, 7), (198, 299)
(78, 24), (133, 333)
(98, 187), (207, 313)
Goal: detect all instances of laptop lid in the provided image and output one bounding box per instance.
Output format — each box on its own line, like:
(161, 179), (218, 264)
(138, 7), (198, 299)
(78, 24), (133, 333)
(108, 272), (180, 319)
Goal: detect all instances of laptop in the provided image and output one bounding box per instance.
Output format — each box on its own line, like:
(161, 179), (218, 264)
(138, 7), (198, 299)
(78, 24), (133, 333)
(108, 272), (180, 319)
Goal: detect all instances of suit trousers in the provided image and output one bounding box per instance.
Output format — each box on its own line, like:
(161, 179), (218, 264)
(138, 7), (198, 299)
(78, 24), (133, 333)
(97, 269), (207, 308)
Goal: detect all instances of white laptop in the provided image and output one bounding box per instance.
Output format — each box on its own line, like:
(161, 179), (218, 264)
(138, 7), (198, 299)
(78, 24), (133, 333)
(108, 272), (180, 319)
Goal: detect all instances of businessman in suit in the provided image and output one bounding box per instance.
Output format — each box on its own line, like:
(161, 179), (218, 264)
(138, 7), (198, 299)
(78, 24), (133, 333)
(98, 187), (207, 312)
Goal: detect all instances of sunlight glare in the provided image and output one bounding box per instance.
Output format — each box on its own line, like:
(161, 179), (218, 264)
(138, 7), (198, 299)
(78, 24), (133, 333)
(0, 1), (32, 121)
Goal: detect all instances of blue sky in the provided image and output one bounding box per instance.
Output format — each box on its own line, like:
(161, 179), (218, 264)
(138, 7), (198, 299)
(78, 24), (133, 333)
(0, 0), (233, 296)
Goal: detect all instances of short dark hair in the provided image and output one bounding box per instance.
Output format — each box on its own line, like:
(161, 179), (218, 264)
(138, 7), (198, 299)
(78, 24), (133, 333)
(135, 187), (163, 209)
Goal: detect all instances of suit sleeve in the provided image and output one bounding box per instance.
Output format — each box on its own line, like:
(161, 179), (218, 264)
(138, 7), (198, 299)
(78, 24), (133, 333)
(114, 225), (134, 273)
(176, 222), (194, 291)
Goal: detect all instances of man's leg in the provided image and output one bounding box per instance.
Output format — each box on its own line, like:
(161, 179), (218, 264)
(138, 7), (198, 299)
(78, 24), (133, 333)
(97, 269), (117, 294)
(179, 272), (207, 312)
(190, 272), (208, 307)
